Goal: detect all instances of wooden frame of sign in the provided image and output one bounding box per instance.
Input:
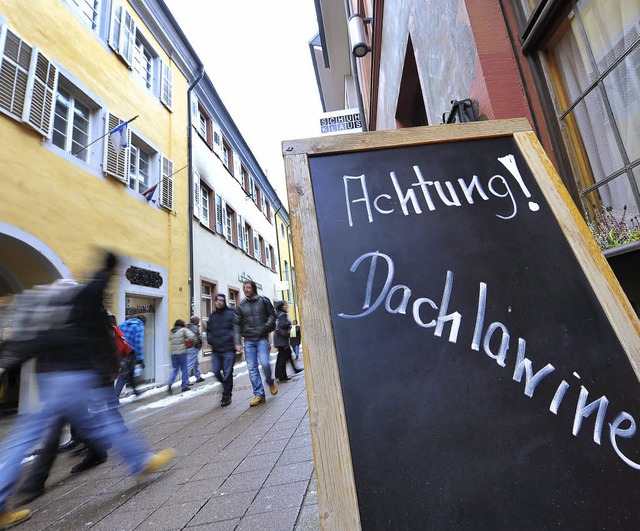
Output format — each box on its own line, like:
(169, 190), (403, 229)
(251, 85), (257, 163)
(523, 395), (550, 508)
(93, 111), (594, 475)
(282, 118), (640, 531)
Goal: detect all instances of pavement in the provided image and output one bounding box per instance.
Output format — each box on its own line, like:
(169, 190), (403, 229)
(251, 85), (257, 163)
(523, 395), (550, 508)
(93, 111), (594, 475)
(0, 356), (321, 530)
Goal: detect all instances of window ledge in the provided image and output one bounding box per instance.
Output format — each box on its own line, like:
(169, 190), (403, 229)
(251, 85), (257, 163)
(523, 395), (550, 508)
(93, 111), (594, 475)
(603, 240), (640, 258)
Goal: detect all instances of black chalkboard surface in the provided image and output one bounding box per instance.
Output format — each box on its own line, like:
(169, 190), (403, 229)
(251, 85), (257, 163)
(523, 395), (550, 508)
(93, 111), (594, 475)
(283, 120), (640, 531)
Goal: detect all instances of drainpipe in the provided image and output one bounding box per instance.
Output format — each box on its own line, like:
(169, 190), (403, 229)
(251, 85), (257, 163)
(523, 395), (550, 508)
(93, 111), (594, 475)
(188, 68), (205, 316)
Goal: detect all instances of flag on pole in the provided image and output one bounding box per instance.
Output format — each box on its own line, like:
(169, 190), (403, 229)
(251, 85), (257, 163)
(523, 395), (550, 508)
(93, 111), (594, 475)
(142, 182), (159, 202)
(109, 122), (128, 155)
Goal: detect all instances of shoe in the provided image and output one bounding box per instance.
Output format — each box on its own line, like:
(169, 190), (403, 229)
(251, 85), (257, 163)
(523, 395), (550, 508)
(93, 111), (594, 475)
(13, 488), (44, 506)
(249, 396), (266, 406)
(195, 377), (205, 383)
(294, 368), (304, 374)
(278, 378), (289, 382)
(269, 382), (278, 395)
(0, 509), (31, 529)
(135, 448), (176, 481)
(167, 386), (172, 395)
(70, 452), (107, 474)
(71, 443), (88, 457)
(221, 396), (232, 407)
(181, 387), (189, 393)
(57, 439), (79, 453)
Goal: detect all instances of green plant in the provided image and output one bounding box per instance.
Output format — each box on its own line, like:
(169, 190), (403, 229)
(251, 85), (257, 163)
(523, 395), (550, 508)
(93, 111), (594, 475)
(587, 204), (640, 250)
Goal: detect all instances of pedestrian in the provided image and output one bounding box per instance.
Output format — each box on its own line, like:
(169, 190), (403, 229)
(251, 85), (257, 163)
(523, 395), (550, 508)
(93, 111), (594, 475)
(274, 301), (297, 382)
(206, 294), (235, 407)
(0, 252), (175, 528)
(290, 319), (302, 360)
(186, 316), (205, 384)
(113, 314), (146, 398)
(168, 319), (196, 394)
(233, 280), (277, 406)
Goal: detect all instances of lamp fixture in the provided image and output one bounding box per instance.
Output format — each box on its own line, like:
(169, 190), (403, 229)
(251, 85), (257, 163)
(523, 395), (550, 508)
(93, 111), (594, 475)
(348, 14), (372, 58)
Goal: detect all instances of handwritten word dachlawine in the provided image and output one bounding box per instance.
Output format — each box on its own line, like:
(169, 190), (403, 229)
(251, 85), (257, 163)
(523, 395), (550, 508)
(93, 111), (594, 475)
(337, 251), (640, 471)
(343, 154), (540, 226)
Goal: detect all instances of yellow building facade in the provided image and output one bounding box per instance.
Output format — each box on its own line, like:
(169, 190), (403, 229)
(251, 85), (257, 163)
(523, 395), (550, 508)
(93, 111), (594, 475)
(0, 0), (201, 409)
(275, 208), (298, 322)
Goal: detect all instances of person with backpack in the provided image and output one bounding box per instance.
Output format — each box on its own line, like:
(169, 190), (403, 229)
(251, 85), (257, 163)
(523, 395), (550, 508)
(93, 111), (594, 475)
(167, 319), (196, 394)
(113, 315), (145, 398)
(233, 280), (277, 406)
(186, 316), (204, 384)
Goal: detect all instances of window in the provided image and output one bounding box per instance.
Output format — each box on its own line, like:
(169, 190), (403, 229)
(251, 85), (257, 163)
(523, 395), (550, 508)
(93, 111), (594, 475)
(222, 140), (234, 173)
(224, 205), (236, 244)
(52, 84), (93, 163)
(197, 103), (211, 145)
(241, 165), (249, 191)
(266, 201), (272, 222)
(201, 281), (214, 324)
(253, 231), (261, 261)
(132, 34), (153, 90)
(0, 26), (58, 137)
(201, 183), (211, 227)
(528, 0), (640, 222)
(269, 245), (276, 271)
(281, 223), (286, 238)
(256, 186), (262, 208)
(228, 288), (239, 307)
(244, 222), (253, 255)
(67, 0), (102, 32)
(284, 260), (290, 282)
(265, 244), (272, 269)
(129, 142), (151, 194)
(259, 235), (266, 265)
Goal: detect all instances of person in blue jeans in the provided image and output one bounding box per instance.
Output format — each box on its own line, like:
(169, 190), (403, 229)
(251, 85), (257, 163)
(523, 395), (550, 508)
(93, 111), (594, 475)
(233, 281), (277, 406)
(186, 316), (204, 384)
(0, 253), (175, 528)
(207, 294), (236, 406)
(167, 319), (196, 394)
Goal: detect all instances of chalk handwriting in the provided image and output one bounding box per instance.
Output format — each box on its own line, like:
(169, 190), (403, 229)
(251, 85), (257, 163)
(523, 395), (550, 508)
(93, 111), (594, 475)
(337, 250), (640, 470)
(343, 154), (540, 226)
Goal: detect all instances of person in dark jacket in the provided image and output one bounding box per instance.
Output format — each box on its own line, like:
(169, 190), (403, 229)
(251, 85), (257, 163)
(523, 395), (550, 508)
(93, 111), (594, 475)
(233, 281), (277, 406)
(0, 252), (176, 528)
(274, 301), (302, 382)
(206, 294), (235, 406)
(290, 319), (301, 360)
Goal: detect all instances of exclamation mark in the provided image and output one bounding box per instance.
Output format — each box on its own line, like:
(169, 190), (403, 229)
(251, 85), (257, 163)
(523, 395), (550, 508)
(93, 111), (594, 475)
(498, 154), (540, 212)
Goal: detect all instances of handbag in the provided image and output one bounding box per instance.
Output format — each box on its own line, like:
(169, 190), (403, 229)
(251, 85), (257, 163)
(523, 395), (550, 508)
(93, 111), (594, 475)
(184, 329), (194, 349)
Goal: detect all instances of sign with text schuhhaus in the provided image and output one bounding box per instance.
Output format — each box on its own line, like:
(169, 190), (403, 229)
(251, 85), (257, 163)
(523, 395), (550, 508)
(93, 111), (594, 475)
(282, 119), (640, 531)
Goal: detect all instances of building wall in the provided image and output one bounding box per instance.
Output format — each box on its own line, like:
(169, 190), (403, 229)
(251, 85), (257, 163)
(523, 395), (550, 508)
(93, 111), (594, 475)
(0, 0), (194, 390)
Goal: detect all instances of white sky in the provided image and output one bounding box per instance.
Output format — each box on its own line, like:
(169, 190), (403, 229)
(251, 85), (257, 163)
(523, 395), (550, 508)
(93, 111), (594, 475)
(162, 0), (323, 205)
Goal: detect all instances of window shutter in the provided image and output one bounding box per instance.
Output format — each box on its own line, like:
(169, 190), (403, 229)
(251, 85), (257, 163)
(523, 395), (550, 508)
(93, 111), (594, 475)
(0, 28), (32, 121)
(110, 4), (134, 65)
(215, 194), (224, 234)
(253, 232), (260, 260)
(211, 121), (222, 157)
(233, 152), (242, 181)
(191, 94), (199, 125)
(242, 225), (249, 253)
(103, 113), (129, 183)
(236, 214), (243, 250)
(160, 156), (174, 210)
(193, 174), (200, 219)
(265, 245), (271, 268)
(23, 48), (58, 137)
(160, 60), (173, 110)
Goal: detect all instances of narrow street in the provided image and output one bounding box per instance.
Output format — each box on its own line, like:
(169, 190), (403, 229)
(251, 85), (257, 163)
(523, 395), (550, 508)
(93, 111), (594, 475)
(0, 360), (320, 530)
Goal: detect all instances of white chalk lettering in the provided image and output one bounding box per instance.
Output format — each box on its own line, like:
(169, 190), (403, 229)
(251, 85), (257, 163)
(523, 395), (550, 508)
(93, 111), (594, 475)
(471, 282), (487, 351)
(433, 270), (462, 343)
(344, 175), (372, 227)
(482, 322), (510, 367)
(572, 386), (609, 445)
(411, 166), (436, 211)
(550, 380), (570, 414)
(498, 154), (540, 212)
(374, 193), (394, 214)
(609, 412), (640, 470)
(413, 298), (438, 328)
(512, 338), (556, 397)
(434, 181), (462, 207)
(488, 174), (518, 220)
(385, 284), (411, 315)
(391, 171), (422, 215)
(458, 175), (490, 205)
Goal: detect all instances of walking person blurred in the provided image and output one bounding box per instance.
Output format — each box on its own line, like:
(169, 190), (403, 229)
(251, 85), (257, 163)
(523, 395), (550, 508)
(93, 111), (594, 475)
(167, 319), (196, 394)
(0, 252), (175, 528)
(233, 281), (277, 406)
(290, 319), (301, 360)
(186, 316), (204, 384)
(113, 315), (146, 398)
(206, 294), (235, 407)
(274, 301), (302, 382)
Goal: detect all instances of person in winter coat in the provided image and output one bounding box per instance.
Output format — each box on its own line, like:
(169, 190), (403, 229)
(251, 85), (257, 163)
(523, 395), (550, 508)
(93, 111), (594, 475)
(233, 281), (277, 406)
(206, 294), (236, 407)
(167, 319), (196, 394)
(113, 315), (145, 398)
(186, 316), (204, 384)
(290, 320), (301, 360)
(274, 301), (303, 382)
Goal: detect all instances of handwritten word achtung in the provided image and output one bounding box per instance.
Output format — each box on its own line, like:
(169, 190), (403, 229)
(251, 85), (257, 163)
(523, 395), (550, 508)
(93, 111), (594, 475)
(338, 251), (640, 470)
(343, 154), (540, 226)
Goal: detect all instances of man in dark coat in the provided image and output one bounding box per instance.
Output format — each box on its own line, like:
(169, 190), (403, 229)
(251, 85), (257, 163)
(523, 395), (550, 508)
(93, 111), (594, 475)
(207, 294), (236, 406)
(274, 301), (300, 382)
(233, 281), (277, 406)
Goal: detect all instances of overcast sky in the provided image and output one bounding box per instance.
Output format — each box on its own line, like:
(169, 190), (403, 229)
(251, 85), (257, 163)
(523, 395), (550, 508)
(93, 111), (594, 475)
(163, 0), (323, 204)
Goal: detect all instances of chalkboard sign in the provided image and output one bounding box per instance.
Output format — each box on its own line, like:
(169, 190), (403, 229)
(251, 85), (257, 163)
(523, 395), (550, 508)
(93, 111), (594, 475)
(282, 119), (640, 531)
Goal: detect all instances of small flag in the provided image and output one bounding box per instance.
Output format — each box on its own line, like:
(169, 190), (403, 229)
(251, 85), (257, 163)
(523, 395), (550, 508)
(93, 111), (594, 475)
(142, 182), (159, 202)
(109, 122), (128, 155)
